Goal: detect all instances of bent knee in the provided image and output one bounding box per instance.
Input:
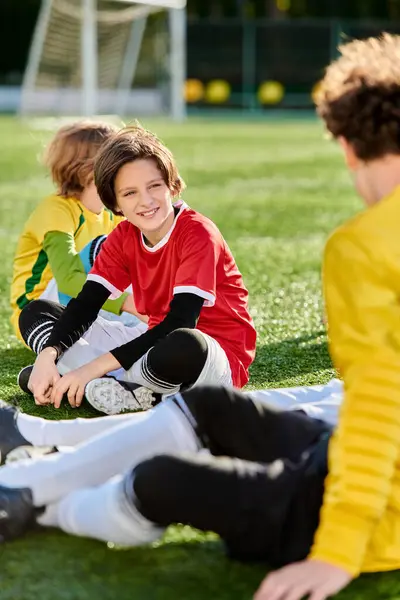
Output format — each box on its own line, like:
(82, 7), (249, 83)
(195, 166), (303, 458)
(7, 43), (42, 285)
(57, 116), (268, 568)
(19, 299), (64, 349)
(132, 455), (188, 524)
(167, 328), (207, 351)
(181, 384), (235, 422)
(19, 298), (62, 329)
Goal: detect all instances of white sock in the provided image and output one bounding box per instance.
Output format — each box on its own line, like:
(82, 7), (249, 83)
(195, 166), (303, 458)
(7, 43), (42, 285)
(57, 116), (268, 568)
(56, 474), (163, 546)
(17, 412), (144, 448)
(124, 351), (180, 396)
(0, 400), (200, 507)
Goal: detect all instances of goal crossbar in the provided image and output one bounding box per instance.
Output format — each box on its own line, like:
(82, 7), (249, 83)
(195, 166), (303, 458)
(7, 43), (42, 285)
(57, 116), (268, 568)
(112, 0), (186, 8)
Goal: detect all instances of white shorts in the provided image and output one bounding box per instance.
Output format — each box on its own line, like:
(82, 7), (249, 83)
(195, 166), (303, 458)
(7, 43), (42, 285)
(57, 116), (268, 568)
(192, 332), (232, 388)
(58, 315), (147, 375)
(58, 317), (232, 392)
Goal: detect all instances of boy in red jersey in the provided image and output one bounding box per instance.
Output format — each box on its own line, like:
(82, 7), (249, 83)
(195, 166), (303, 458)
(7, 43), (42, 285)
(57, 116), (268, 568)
(22, 125), (256, 413)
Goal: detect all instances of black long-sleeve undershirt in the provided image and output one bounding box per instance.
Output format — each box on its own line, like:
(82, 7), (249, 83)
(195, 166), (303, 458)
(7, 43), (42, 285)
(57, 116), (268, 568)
(43, 280), (205, 371)
(44, 281), (109, 356)
(111, 292), (204, 370)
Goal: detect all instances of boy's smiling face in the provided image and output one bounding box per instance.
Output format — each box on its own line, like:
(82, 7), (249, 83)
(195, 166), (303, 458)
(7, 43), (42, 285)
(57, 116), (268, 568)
(114, 158), (175, 245)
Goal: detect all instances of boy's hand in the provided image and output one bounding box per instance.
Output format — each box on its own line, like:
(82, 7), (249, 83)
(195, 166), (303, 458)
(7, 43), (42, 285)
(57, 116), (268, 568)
(50, 352), (121, 408)
(254, 559), (352, 600)
(50, 364), (95, 408)
(29, 347), (60, 405)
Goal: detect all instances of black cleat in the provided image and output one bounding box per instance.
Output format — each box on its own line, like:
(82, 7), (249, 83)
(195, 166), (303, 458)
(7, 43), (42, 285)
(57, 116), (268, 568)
(17, 365), (33, 395)
(17, 365), (70, 408)
(0, 485), (36, 542)
(0, 401), (32, 465)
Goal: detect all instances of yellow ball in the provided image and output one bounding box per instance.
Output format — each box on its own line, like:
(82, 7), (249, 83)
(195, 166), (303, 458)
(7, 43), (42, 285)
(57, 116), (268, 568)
(205, 80), (231, 104)
(311, 81), (322, 104)
(184, 79), (204, 103)
(258, 81), (284, 105)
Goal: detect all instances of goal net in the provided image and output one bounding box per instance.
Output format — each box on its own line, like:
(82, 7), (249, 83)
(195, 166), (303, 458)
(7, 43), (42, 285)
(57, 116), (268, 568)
(20, 0), (186, 119)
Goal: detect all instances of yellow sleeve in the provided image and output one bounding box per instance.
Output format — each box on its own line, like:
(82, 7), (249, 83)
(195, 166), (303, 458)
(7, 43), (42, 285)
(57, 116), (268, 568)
(310, 230), (400, 575)
(28, 196), (78, 243)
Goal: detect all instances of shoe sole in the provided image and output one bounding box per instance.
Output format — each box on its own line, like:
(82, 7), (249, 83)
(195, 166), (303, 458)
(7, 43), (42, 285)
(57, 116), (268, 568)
(85, 378), (151, 415)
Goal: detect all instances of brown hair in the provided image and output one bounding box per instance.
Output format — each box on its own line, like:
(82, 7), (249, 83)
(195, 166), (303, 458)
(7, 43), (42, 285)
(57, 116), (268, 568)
(315, 33), (400, 160)
(94, 124), (185, 214)
(43, 121), (118, 198)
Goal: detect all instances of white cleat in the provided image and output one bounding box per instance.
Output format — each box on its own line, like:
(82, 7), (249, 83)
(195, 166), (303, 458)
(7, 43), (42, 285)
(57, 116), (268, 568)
(85, 378), (156, 415)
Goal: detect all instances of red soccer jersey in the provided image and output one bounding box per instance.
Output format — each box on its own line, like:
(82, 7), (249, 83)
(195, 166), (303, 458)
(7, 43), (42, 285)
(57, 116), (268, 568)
(88, 202), (256, 387)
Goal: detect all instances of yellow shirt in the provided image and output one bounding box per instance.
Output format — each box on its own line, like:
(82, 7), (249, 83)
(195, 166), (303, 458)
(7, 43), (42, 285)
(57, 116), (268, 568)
(10, 194), (123, 336)
(310, 186), (400, 575)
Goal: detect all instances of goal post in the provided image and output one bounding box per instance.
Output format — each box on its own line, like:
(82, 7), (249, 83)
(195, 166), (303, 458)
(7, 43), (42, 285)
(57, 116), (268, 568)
(81, 0), (97, 117)
(168, 5), (186, 122)
(20, 0), (187, 120)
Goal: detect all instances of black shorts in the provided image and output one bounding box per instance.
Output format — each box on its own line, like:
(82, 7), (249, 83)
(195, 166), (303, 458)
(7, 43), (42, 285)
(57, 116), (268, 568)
(133, 385), (332, 567)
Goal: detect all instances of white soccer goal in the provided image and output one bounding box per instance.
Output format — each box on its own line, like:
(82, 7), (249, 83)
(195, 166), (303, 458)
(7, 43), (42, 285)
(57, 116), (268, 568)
(20, 0), (186, 120)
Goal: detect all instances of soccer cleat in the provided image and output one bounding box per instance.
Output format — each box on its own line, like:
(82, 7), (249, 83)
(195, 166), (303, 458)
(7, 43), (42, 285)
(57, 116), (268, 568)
(17, 365), (34, 395)
(17, 364), (70, 407)
(0, 400), (32, 465)
(0, 485), (36, 542)
(85, 378), (158, 415)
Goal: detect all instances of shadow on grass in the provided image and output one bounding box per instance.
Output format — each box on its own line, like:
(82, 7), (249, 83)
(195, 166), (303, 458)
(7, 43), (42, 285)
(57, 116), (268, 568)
(0, 529), (265, 600)
(1, 529), (399, 600)
(251, 330), (333, 384)
(0, 344), (101, 419)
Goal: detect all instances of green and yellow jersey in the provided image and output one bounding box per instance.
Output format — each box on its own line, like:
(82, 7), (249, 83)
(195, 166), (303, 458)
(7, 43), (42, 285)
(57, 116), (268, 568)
(10, 194), (125, 339)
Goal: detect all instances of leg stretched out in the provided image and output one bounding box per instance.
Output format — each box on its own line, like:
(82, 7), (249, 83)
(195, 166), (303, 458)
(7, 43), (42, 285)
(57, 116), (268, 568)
(49, 386), (331, 567)
(3, 376), (341, 463)
(0, 385), (330, 565)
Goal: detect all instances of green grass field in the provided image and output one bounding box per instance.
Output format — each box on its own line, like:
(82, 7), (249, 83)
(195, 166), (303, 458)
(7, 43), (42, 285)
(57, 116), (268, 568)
(0, 115), (398, 599)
